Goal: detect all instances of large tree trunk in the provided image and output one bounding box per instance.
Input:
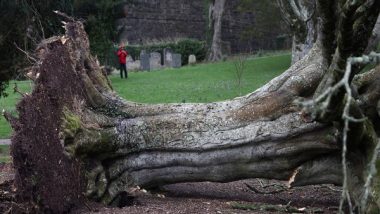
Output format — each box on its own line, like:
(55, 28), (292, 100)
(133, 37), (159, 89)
(208, 0), (226, 62)
(5, 2), (380, 213)
(366, 14), (380, 53)
(277, 0), (317, 64)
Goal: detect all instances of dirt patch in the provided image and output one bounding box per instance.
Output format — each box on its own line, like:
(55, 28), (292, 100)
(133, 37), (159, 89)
(73, 180), (339, 213)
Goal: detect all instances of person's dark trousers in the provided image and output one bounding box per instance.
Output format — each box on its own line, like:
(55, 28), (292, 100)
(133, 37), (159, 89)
(120, 63), (128, 78)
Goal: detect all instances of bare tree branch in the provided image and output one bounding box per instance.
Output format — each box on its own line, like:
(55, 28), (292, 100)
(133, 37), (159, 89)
(14, 42), (37, 63)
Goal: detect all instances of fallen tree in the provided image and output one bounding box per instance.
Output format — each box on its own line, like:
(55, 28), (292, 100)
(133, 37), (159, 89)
(4, 1), (380, 213)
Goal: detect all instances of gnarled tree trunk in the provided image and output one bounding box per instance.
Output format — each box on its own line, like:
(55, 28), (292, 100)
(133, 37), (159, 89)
(5, 1), (380, 213)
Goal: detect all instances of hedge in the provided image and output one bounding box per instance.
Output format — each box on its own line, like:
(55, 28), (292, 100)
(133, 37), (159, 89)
(117, 39), (207, 66)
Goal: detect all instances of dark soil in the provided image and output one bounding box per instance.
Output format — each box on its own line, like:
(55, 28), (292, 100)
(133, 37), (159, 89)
(68, 180), (340, 214)
(72, 180), (340, 214)
(1, 163), (339, 213)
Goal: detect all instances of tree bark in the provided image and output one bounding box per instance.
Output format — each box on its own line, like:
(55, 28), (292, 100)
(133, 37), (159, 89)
(6, 2), (380, 212)
(65, 38), (340, 206)
(277, 0), (317, 65)
(208, 0), (226, 62)
(365, 14), (380, 53)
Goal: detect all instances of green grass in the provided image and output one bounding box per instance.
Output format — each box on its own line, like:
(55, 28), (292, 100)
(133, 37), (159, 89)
(0, 81), (33, 139)
(0, 145), (10, 163)
(0, 54), (291, 139)
(112, 54), (291, 103)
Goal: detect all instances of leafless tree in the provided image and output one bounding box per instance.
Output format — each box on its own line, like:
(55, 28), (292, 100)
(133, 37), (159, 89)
(208, 0), (226, 61)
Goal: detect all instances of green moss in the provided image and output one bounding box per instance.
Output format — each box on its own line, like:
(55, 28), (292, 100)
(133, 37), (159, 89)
(31, 174), (38, 186)
(73, 128), (117, 158)
(85, 166), (108, 200)
(323, 130), (336, 143)
(91, 103), (131, 118)
(62, 109), (82, 138)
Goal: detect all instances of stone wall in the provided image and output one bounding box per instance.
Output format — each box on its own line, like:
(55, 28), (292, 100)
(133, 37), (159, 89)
(222, 1), (256, 53)
(117, 0), (207, 44)
(117, 0), (288, 54)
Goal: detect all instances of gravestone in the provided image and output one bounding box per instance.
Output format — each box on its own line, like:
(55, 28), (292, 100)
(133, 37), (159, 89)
(126, 56), (141, 71)
(126, 55), (133, 63)
(164, 48), (173, 67)
(150, 52), (162, 70)
(172, 53), (182, 68)
(140, 50), (150, 71)
(188, 54), (196, 65)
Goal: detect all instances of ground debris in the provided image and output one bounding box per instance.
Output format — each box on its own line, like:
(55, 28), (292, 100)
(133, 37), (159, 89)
(231, 202), (324, 213)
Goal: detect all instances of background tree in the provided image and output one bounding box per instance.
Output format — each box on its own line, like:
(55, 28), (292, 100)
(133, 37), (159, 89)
(236, 0), (316, 64)
(208, 0), (226, 61)
(276, 0), (317, 65)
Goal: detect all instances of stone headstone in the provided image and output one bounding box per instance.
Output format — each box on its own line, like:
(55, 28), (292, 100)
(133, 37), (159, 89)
(150, 52), (162, 71)
(126, 55), (134, 63)
(140, 50), (150, 71)
(164, 48), (173, 67)
(172, 53), (182, 68)
(126, 56), (141, 71)
(188, 54), (196, 65)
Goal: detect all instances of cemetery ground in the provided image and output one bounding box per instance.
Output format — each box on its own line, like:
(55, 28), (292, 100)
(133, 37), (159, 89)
(0, 53), (291, 140)
(0, 53), (341, 213)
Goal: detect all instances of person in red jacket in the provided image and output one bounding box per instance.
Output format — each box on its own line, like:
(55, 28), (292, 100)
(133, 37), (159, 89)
(117, 44), (128, 79)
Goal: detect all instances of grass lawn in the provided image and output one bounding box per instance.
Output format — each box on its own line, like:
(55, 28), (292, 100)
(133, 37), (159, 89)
(0, 53), (291, 142)
(0, 81), (33, 139)
(112, 54), (291, 103)
(0, 145), (10, 163)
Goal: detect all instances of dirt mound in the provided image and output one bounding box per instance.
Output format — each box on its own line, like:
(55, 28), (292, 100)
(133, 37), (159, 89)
(5, 21), (96, 212)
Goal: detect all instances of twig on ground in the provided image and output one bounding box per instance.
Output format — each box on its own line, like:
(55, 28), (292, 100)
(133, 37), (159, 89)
(245, 182), (288, 194)
(231, 202), (324, 213)
(84, 200), (94, 212)
(320, 184), (342, 192)
(257, 179), (264, 187)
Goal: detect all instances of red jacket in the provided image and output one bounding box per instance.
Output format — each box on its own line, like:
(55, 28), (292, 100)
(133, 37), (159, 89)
(117, 49), (128, 64)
